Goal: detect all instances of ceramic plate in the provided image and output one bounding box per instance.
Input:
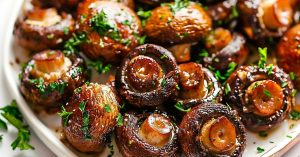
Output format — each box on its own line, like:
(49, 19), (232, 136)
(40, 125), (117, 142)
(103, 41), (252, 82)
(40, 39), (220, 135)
(3, 0), (300, 156)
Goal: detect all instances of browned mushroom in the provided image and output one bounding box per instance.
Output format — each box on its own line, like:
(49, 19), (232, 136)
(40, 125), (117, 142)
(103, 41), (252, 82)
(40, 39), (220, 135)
(179, 103), (246, 157)
(144, 1), (212, 45)
(203, 0), (238, 21)
(76, 1), (142, 63)
(174, 62), (222, 113)
(115, 112), (178, 156)
(237, 0), (293, 42)
(167, 43), (192, 63)
(195, 28), (248, 72)
(31, 0), (80, 11)
(20, 50), (89, 109)
(14, 8), (75, 52)
(277, 24), (300, 89)
(115, 44), (179, 108)
(62, 83), (120, 152)
(225, 65), (294, 131)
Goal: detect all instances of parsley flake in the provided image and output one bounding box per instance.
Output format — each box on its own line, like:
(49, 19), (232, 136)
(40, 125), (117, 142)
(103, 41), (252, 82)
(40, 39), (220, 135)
(116, 113), (123, 126)
(58, 106), (73, 127)
(258, 47), (268, 68)
(257, 147), (265, 153)
(174, 101), (191, 112)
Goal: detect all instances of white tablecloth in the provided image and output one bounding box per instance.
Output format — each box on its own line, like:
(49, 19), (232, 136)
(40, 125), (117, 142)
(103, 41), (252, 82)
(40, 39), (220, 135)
(0, 0), (299, 156)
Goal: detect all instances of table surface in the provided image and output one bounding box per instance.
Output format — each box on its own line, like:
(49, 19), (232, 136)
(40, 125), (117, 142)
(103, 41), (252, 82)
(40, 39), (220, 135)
(0, 0), (300, 156)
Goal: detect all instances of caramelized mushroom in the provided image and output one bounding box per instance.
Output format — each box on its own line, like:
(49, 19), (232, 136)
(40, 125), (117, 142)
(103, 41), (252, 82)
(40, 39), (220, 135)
(179, 103), (246, 157)
(115, 112), (178, 156)
(204, 0), (238, 21)
(277, 24), (300, 89)
(237, 0), (293, 42)
(225, 65), (294, 131)
(144, 1), (212, 45)
(76, 1), (142, 63)
(20, 50), (89, 109)
(167, 43), (192, 63)
(115, 44), (179, 108)
(196, 28), (248, 72)
(14, 8), (75, 52)
(62, 83), (120, 153)
(175, 62), (222, 112)
(31, 0), (80, 11)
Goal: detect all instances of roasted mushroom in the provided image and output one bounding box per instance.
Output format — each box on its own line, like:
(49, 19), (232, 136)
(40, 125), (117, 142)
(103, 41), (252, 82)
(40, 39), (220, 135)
(225, 65), (294, 131)
(137, 0), (171, 6)
(14, 8), (75, 52)
(20, 50), (88, 109)
(31, 0), (80, 11)
(237, 0), (293, 42)
(196, 28), (248, 72)
(144, 0), (212, 45)
(115, 44), (179, 108)
(277, 24), (300, 89)
(62, 83), (120, 152)
(167, 43), (192, 63)
(174, 62), (222, 113)
(77, 1), (142, 63)
(179, 103), (246, 157)
(115, 112), (178, 157)
(202, 0), (238, 21)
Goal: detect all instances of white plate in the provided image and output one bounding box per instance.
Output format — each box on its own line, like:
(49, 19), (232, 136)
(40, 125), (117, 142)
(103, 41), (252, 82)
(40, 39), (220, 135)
(3, 0), (300, 156)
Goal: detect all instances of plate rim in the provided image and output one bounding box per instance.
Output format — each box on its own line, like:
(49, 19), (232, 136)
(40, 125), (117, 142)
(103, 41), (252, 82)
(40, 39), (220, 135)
(2, 0), (300, 157)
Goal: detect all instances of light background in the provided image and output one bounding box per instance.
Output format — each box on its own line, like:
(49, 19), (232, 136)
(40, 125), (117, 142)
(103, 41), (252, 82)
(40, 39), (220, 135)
(0, 0), (299, 156)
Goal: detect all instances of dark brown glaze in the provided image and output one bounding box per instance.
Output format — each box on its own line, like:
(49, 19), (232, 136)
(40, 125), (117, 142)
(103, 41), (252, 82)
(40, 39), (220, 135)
(77, 1), (142, 63)
(225, 65), (294, 131)
(115, 112), (178, 157)
(63, 83), (120, 152)
(202, 28), (248, 72)
(137, 0), (171, 6)
(204, 0), (238, 21)
(167, 43), (192, 63)
(277, 24), (300, 89)
(115, 44), (179, 108)
(144, 2), (212, 45)
(237, 0), (293, 42)
(179, 103), (246, 157)
(77, 0), (135, 12)
(14, 8), (75, 52)
(31, 0), (80, 12)
(175, 62), (222, 112)
(20, 50), (89, 109)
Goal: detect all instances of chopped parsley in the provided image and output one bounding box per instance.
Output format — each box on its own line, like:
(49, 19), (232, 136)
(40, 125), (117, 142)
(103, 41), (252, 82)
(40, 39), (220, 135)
(160, 79), (167, 87)
(58, 106), (73, 127)
(0, 100), (34, 150)
(287, 135), (292, 139)
(289, 72), (296, 80)
(63, 32), (88, 55)
(71, 67), (83, 78)
(230, 5), (239, 19)
(47, 33), (54, 39)
(257, 147), (265, 153)
(116, 113), (123, 126)
(174, 101), (191, 112)
(90, 10), (121, 41)
(258, 131), (268, 137)
(0, 118), (7, 130)
(176, 84), (180, 90)
(74, 87), (82, 94)
(266, 64), (273, 75)
(198, 49), (209, 57)
(281, 82), (288, 88)
(258, 47), (267, 68)
(263, 89), (272, 98)
(79, 101), (91, 139)
(137, 9), (151, 27)
(289, 110), (300, 120)
(104, 104), (111, 113)
(160, 54), (168, 60)
(292, 89), (297, 97)
(225, 83), (231, 95)
(87, 60), (112, 74)
(165, 0), (190, 15)
(63, 27), (69, 35)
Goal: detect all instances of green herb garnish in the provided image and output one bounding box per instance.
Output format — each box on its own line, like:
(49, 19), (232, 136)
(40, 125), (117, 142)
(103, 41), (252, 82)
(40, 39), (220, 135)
(257, 147), (265, 153)
(289, 72), (296, 80)
(116, 113), (123, 126)
(104, 104), (111, 113)
(166, 0), (190, 15)
(258, 131), (268, 137)
(174, 101), (191, 112)
(263, 89), (272, 98)
(137, 9), (151, 27)
(63, 32), (88, 55)
(79, 101), (91, 139)
(87, 60), (112, 74)
(289, 110), (300, 120)
(58, 106), (73, 127)
(225, 83), (231, 95)
(160, 54), (168, 60)
(258, 47), (267, 68)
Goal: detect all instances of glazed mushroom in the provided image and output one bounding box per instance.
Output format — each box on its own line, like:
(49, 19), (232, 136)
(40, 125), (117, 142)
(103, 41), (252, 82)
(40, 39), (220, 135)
(31, 0), (80, 11)
(277, 24), (300, 89)
(167, 43), (192, 63)
(137, 0), (171, 6)
(179, 103), (246, 157)
(225, 65), (294, 131)
(62, 83), (120, 152)
(115, 44), (179, 108)
(76, 1), (142, 63)
(115, 112), (178, 157)
(203, 0), (238, 21)
(197, 28), (248, 72)
(14, 8), (75, 52)
(20, 50), (88, 109)
(144, 1), (212, 45)
(237, 0), (293, 42)
(174, 62), (222, 113)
